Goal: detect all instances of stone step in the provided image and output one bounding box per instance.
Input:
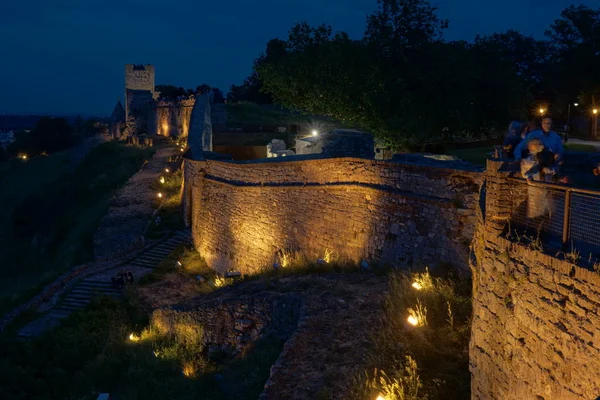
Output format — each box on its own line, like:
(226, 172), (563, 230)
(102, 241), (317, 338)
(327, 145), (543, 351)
(137, 253), (168, 260)
(148, 244), (178, 253)
(48, 310), (71, 318)
(78, 280), (115, 288)
(62, 299), (90, 308)
(69, 289), (120, 299)
(55, 304), (84, 312)
(131, 260), (159, 266)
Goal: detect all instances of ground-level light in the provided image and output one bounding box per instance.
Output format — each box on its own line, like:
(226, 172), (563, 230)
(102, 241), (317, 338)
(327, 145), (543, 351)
(376, 395), (386, 400)
(412, 282), (423, 290)
(129, 333), (140, 342)
(407, 315), (419, 326)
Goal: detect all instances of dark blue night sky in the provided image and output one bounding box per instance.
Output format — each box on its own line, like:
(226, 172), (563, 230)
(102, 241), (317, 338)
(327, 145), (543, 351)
(0, 0), (596, 115)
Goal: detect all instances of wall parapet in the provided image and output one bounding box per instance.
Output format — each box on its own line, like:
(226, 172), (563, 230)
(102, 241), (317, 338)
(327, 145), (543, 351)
(471, 225), (600, 400)
(183, 156), (483, 274)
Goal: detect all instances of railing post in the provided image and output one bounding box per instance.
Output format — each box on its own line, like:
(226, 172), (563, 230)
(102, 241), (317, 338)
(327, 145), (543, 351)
(562, 189), (572, 246)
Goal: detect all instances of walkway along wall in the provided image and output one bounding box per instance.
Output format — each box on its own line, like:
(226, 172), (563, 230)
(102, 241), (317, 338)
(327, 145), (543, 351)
(182, 156), (483, 274)
(470, 159), (600, 400)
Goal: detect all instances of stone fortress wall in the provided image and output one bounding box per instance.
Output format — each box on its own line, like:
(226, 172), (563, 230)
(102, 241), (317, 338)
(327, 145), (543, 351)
(122, 64), (193, 138)
(182, 156), (483, 274)
(182, 152), (600, 399)
(149, 97), (195, 138)
(469, 159), (600, 400)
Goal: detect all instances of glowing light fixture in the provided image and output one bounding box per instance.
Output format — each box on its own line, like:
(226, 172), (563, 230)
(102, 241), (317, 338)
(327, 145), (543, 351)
(20, 154), (27, 160)
(157, 192), (163, 198)
(160, 177), (165, 184)
(165, 168), (170, 173)
(312, 129), (318, 136)
(129, 333), (140, 342)
(574, 103), (579, 107)
(407, 315), (419, 326)
(177, 261), (182, 267)
(376, 395), (387, 400)
(539, 108), (545, 115)
(412, 282), (423, 290)
(594, 109), (598, 115)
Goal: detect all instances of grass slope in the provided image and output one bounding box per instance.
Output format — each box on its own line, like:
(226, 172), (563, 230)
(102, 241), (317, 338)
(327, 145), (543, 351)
(0, 142), (155, 314)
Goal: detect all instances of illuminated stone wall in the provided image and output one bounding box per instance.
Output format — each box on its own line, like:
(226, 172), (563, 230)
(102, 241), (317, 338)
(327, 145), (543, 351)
(183, 157), (483, 274)
(471, 226), (600, 400)
(150, 97), (195, 138)
(470, 159), (600, 400)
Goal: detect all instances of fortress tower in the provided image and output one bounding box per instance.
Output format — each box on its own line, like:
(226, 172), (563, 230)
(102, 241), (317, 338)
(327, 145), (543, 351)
(124, 64), (156, 123)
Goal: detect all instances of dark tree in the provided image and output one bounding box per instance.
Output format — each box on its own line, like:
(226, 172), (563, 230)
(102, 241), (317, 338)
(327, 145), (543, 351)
(156, 85), (188, 98)
(211, 88), (225, 103)
(195, 84), (212, 95)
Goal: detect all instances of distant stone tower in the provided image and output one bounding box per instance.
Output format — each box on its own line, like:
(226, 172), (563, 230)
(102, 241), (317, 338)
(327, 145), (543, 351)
(124, 64), (156, 124)
(125, 64), (155, 92)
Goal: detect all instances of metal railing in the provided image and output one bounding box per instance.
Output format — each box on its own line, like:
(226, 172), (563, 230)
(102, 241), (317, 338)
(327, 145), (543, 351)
(508, 177), (600, 255)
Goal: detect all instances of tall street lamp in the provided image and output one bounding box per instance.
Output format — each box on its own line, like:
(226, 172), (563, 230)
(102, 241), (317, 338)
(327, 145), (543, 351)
(566, 103), (578, 142)
(594, 108), (599, 138)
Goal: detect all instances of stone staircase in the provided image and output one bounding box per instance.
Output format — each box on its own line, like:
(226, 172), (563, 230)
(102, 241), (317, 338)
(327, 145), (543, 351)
(52, 230), (193, 316)
(130, 229), (192, 268)
(53, 280), (122, 315)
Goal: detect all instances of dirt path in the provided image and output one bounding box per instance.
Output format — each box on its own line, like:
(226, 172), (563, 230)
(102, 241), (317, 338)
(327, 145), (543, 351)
(93, 146), (178, 261)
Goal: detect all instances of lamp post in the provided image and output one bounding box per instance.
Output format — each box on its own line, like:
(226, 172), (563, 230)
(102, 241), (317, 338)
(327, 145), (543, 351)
(539, 108), (545, 116)
(594, 108), (599, 139)
(566, 103), (578, 142)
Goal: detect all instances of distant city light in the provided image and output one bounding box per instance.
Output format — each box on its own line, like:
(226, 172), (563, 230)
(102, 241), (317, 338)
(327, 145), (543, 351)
(312, 130), (318, 136)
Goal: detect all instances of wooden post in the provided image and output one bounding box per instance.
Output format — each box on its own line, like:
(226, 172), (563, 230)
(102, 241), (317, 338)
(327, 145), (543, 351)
(562, 189), (572, 246)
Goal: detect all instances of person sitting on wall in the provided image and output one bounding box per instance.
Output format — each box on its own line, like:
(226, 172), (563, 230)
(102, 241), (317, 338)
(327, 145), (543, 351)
(520, 139), (546, 181)
(521, 139), (556, 220)
(503, 121), (523, 159)
(514, 117), (564, 169)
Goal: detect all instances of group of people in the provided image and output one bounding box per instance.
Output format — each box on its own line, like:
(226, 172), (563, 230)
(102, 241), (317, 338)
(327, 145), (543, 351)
(111, 270), (134, 289)
(503, 117), (567, 183)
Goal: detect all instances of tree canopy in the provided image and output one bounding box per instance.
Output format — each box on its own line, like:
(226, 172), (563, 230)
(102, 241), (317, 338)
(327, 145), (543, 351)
(233, 0), (600, 149)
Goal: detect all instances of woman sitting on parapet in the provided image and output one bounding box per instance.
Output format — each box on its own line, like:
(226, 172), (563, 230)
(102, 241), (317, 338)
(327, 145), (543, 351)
(520, 139), (558, 219)
(514, 117), (564, 168)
